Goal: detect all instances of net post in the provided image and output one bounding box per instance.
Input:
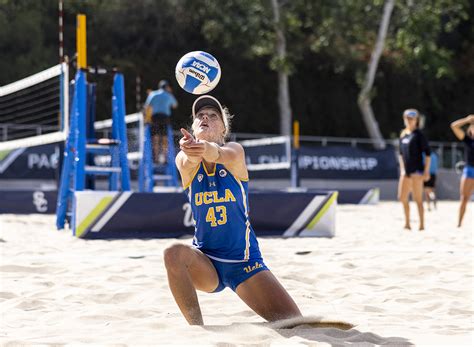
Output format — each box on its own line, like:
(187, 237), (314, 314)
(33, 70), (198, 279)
(76, 14), (87, 69)
(60, 61), (69, 134)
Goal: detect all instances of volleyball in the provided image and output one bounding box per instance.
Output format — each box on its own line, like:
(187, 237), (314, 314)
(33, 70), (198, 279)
(175, 51), (221, 95)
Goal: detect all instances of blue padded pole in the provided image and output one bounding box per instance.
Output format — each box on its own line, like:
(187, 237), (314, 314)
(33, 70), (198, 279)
(112, 73), (131, 191)
(144, 125), (154, 192)
(110, 93), (120, 190)
(138, 123), (153, 192)
(86, 83), (96, 141)
(85, 83), (96, 190)
(56, 80), (78, 229)
(73, 70), (87, 191)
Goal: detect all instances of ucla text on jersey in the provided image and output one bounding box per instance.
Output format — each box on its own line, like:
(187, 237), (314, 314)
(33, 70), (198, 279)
(185, 163), (261, 262)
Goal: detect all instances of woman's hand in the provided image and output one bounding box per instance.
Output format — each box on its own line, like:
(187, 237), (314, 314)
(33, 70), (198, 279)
(179, 128), (203, 162)
(423, 171), (430, 182)
(179, 128), (196, 148)
(179, 128), (221, 163)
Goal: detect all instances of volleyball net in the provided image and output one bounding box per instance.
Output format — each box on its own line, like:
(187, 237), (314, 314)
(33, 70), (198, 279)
(0, 63), (69, 151)
(0, 63), (144, 171)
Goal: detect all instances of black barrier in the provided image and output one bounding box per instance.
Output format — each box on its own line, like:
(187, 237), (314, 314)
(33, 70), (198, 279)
(0, 143), (60, 179)
(245, 144), (398, 179)
(0, 190), (58, 214)
(0, 187), (373, 215)
(73, 190), (336, 239)
(81, 192), (321, 239)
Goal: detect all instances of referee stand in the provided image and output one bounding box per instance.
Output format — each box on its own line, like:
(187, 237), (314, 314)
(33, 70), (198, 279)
(56, 14), (131, 230)
(138, 115), (178, 191)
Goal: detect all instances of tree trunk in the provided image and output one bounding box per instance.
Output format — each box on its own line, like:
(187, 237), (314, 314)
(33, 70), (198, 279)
(271, 0), (292, 136)
(357, 0), (395, 149)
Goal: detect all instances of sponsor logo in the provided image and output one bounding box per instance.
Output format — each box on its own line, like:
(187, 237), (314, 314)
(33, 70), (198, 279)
(191, 60), (211, 74)
(198, 174), (203, 182)
(189, 68), (205, 81)
(32, 191), (48, 213)
(209, 181), (216, 187)
(219, 169), (227, 177)
(243, 261), (263, 273)
(182, 203), (195, 227)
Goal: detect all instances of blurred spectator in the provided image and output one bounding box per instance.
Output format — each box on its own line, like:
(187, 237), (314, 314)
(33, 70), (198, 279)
(144, 80), (178, 164)
(398, 108), (431, 231)
(423, 151), (438, 211)
(450, 114), (474, 227)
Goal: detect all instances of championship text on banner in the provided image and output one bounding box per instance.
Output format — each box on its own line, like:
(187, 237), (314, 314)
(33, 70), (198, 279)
(245, 144), (399, 179)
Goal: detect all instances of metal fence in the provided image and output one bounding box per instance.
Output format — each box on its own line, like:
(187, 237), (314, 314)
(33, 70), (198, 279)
(0, 123), (59, 141)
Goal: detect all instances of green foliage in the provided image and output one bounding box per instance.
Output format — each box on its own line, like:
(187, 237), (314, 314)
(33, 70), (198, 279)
(0, 0), (472, 140)
(389, 0), (469, 79)
(0, 0), (57, 82)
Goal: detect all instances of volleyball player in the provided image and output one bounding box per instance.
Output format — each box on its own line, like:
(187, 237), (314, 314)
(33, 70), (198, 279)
(398, 109), (431, 231)
(163, 95), (302, 325)
(450, 114), (474, 227)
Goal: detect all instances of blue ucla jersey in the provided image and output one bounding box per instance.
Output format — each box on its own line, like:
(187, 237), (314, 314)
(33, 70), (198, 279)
(184, 163), (261, 262)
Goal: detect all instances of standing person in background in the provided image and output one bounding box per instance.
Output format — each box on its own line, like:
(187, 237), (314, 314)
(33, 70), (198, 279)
(144, 80), (178, 164)
(423, 150), (438, 211)
(450, 114), (474, 228)
(398, 109), (431, 231)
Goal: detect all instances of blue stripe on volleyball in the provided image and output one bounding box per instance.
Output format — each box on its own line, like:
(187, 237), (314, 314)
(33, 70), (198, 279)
(192, 58), (219, 81)
(205, 66), (219, 81)
(181, 52), (219, 82)
(184, 75), (203, 93)
(182, 63), (219, 82)
(200, 51), (216, 61)
(182, 56), (196, 65)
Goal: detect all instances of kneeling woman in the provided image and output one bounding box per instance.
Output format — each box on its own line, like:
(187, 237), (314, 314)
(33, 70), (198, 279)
(164, 95), (302, 325)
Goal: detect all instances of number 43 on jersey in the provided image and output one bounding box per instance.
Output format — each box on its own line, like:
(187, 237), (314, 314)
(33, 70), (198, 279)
(206, 206), (227, 227)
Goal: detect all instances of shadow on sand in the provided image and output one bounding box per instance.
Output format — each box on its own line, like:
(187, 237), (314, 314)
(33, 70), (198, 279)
(202, 316), (413, 346)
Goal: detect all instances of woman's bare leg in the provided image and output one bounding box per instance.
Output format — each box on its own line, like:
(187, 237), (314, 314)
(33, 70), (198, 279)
(398, 175), (412, 230)
(411, 175), (425, 230)
(163, 244), (219, 325)
(424, 188), (432, 211)
(235, 270), (301, 322)
(458, 177), (474, 227)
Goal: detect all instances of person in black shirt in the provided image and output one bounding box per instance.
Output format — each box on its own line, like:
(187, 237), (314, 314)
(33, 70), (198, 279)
(450, 114), (474, 227)
(398, 109), (431, 231)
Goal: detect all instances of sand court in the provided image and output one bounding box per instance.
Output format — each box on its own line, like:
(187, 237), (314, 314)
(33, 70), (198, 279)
(0, 201), (472, 345)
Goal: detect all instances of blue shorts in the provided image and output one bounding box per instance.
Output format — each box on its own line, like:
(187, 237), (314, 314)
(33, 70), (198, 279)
(209, 257), (269, 292)
(463, 165), (474, 179)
